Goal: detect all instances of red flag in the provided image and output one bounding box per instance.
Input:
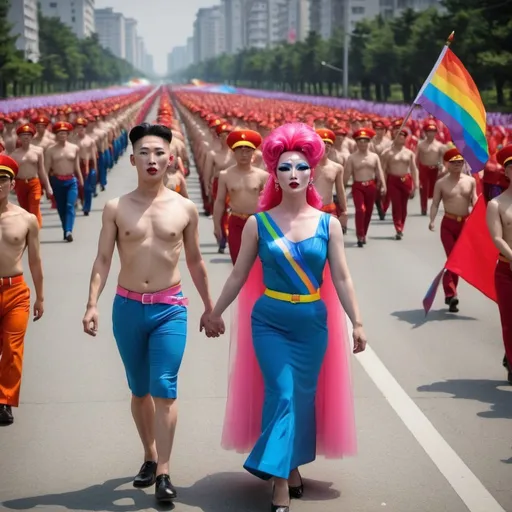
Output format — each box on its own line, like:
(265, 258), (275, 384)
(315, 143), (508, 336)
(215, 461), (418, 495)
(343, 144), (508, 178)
(423, 195), (499, 314)
(444, 195), (498, 301)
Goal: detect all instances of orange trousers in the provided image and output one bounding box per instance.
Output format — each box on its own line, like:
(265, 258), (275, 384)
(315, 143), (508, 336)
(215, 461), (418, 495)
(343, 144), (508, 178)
(15, 178), (43, 227)
(0, 276), (30, 407)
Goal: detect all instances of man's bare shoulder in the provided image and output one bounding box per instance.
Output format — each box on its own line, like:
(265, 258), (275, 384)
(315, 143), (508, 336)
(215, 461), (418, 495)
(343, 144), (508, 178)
(31, 144), (44, 155)
(5, 203), (34, 225)
(252, 166), (269, 177)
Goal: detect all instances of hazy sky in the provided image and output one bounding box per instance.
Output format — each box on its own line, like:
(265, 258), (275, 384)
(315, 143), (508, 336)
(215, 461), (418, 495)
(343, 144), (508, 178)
(95, 0), (216, 75)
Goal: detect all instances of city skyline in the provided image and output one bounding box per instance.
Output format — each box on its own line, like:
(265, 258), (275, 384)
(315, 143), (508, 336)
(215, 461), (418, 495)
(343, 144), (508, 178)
(95, 0), (216, 75)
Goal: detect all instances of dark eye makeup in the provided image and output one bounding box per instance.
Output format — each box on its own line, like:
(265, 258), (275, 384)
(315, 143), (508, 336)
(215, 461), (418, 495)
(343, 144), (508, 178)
(277, 162), (310, 172)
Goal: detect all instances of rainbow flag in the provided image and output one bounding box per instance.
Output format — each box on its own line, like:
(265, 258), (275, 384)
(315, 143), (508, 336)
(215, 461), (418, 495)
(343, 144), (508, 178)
(413, 33), (489, 173)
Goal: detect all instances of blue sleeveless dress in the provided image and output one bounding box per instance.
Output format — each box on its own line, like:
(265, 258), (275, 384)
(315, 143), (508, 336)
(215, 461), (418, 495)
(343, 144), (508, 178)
(243, 212), (331, 480)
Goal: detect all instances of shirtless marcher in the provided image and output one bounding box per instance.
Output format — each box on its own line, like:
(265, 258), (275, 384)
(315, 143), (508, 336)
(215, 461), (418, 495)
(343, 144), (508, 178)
(381, 128), (419, 239)
(31, 115), (55, 150)
(44, 122), (84, 241)
(314, 129), (348, 232)
(2, 117), (17, 154)
(487, 145), (512, 384)
(429, 147), (477, 312)
(73, 117), (98, 216)
(82, 123), (218, 504)
(370, 120), (391, 156)
(213, 129), (268, 264)
(204, 123), (236, 252)
(0, 155), (44, 426)
(10, 124), (52, 227)
(417, 120), (445, 215)
(164, 159), (189, 198)
(344, 128), (387, 247)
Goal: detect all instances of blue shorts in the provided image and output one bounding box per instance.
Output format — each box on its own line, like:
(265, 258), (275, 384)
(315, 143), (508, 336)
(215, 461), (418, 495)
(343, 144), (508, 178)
(112, 293), (187, 399)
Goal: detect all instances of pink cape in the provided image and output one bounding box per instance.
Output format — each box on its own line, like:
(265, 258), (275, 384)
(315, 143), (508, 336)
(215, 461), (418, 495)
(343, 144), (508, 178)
(221, 259), (357, 458)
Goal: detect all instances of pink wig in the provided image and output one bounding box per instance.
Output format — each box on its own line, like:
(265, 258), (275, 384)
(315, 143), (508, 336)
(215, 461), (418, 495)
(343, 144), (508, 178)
(259, 123), (325, 211)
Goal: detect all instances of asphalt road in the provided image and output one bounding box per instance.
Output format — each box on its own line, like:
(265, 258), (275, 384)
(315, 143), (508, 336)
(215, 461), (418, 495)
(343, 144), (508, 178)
(0, 125), (510, 512)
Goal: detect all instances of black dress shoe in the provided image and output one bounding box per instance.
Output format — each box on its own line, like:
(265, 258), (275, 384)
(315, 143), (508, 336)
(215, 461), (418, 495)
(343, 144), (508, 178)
(448, 297), (459, 313)
(0, 405), (13, 425)
(133, 461), (157, 488)
(155, 474), (177, 502)
(289, 473), (303, 499)
(271, 505), (289, 512)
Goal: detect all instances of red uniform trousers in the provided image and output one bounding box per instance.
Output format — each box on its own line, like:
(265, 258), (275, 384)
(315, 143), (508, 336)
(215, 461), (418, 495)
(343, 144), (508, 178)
(212, 177), (229, 241)
(78, 159), (94, 203)
(387, 173), (413, 233)
(0, 276), (31, 407)
(352, 180), (377, 240)
(495, 257), (512, 367)
(228, 212), (250, 264)
(440, 213), (467, 298)
(15, 177), (43, 228)
(418, 163), (439, 213)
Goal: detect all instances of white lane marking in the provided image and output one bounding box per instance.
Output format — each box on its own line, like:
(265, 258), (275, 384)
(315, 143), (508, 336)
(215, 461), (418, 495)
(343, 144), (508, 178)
(346, 316), (506, 512)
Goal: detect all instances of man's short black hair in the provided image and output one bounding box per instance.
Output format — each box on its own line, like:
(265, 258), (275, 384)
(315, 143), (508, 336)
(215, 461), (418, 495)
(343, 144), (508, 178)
(129, 123), (172, 146)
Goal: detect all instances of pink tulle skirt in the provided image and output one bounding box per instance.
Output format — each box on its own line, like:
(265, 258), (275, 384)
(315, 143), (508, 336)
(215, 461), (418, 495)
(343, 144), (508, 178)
(221, 260), (357, 458)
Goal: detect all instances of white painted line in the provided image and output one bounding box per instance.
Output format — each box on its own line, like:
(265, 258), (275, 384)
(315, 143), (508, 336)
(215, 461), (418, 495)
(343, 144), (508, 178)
(346, 316), (506, 512)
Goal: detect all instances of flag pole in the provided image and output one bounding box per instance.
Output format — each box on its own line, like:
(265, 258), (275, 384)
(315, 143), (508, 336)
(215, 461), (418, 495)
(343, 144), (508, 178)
(392, 31), (455, 144)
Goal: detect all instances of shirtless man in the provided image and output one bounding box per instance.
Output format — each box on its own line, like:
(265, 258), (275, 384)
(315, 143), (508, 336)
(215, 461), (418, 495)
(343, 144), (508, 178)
(2, 117), (17, 154)
(314, 129), (348, 232)
(82, 123), (217, 504)
(370, 121), (391, 156)
(381, 128), (419, 239)
(91, 112), (109, 191)
(10, 124), (52, 227)
(417, 120), (445, 215)
(170, 131), (190, 175)
(73, 117), (98, 216)
(164, 160), (189, 198)
(487, 144), (512, 384)
(344, 128), (386, 247)
(205, 123), (236, 251)
(429, 147), (477, 312)
(0, 155), (44, 426)
(31, 115), (55, 150)
(214, 129), (268, 264)
(44, 122), (84, 242)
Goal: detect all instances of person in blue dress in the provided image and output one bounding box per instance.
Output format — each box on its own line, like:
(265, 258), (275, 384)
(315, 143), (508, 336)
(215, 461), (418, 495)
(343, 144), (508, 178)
(206, 123), (366, 512)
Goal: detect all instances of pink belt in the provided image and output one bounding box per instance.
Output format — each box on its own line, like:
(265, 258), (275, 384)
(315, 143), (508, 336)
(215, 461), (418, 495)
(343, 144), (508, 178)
(116, 283), (189, 306)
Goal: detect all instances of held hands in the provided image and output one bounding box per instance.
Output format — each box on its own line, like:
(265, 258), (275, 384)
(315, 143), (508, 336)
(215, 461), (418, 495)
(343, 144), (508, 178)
(352, 324), (367, 354)
(82, 305), (99, 336)
(200, 311), (225, 338)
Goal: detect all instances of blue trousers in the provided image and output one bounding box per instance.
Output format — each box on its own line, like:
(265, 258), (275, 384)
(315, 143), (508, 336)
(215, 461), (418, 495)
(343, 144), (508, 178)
(83, 169), (96, 213)
(98, 152), (107, 187)
(51, 176), (78, 236)
(112, 294), (188, 398)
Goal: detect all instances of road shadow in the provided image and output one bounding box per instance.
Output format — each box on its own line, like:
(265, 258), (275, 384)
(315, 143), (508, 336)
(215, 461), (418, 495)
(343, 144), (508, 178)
(367, 234), (400, 241)
(209, 258), (232, 264)
(417, 379), (512, 421)
(1, 472), (340, 512)
(40, 240), (68, 245)
(391, 308), (477, 329)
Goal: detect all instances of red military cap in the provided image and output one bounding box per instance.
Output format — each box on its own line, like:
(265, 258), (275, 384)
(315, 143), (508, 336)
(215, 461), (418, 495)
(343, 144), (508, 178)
(373, 120), (386, 129)
(74, 117), (88, 127)
(335, 127), (348, 136)
(423, 119), (438, 131)
(226, 129), (262, 150)
(397, 127), (409, 137)
(53, 121), (73, 133)
(353, 128), (376, 140)
(16, 123), (36, 136)
(443, 147), (464, 162)
(496, 145), (512, 168)
(0, 154), (19, 179)
(31, 114), (51, 126)
(208, 118), (223, 128)
(215, 122), (232, 136)
(316, 128), (336, 144)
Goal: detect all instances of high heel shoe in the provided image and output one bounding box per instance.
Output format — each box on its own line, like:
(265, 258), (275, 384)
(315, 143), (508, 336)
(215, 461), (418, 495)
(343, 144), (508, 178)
(288, 471), (304, 499)
(271, 482), (290, 512)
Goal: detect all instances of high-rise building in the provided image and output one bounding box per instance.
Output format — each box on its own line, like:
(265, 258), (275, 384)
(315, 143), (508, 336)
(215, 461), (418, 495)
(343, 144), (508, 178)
(193, 6), (225, 64)
(380, 0), (443, 18)
(124, 18), (138, 68)
(221, 0), (245, 55)
(94, 7), (126, 59)
(39, 0), (95, 39)
(167, 46), (188, 76)
(246, 1), (268, 49)
(7, 0), (40, 62)
(136, 36), (145, 71)
(186, 36), (194, 68)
